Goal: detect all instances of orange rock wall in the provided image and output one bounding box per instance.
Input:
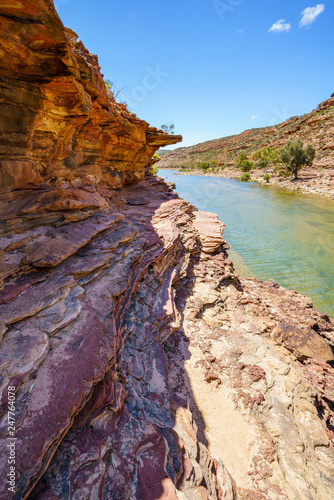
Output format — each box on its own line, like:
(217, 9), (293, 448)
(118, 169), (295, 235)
(0, 0), (181, 196)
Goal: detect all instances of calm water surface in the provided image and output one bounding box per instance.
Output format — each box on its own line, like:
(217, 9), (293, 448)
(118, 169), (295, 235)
(159, 170), (334, 317)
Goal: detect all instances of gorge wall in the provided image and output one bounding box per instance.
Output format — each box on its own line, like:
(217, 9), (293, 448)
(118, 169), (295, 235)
(0, 2), (334, 499)
(0, 0), (180, 201)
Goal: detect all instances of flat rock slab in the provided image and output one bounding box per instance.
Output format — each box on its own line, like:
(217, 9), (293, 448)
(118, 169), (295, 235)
(22, 213), (123, 267)
(193, 211), (225, 253)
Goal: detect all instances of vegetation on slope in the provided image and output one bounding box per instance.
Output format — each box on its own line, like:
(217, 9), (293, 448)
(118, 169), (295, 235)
(158, 94), (334, 175)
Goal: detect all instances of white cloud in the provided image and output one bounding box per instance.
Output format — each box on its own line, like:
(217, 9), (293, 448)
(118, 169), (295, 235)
(268, 19), (291, 33)
(238, 29), (244, 34)
(251, 115), (258, 120)
(299, 4), (325, 27)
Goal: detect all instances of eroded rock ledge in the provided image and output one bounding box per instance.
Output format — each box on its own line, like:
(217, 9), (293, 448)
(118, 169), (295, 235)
(0, 173), (334, 499)
(0, 0), (181, 200)
(0, 176), (238, 499)
(0, 1), (334, 500)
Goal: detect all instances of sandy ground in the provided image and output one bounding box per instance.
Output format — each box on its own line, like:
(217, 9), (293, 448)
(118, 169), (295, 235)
(182, 342), (258, 490)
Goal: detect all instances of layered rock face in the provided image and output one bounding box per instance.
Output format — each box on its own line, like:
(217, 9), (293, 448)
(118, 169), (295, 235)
(0, 2), (231, 498)
(0, 176), (237, 499)
(157, 93), (334, 198)
(1, 2), (334, 500)
(167, 255), (334, 499)
(1, 170), (334, 498)
(0, 0), (180, 199)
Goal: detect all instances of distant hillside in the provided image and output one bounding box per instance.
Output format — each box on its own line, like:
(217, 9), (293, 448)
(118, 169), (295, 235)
(157, 149), (173, 156)
(158, 94), (334, 170)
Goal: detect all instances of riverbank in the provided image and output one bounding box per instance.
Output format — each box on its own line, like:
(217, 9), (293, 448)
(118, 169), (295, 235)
(163, 203), (334, 499)
(159, 167), (334, 199)
(159, 170), (334, 317)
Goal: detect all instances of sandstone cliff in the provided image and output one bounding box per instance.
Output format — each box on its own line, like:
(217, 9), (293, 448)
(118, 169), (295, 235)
(0, 2), (334, 500)
(0, 0), (180, 201)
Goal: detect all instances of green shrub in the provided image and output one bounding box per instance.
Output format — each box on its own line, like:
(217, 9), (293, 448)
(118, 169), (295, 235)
(241, 172), (250, 181)
(263, 173), (270, 183)
(253, 147), (281, 170)
(240, 160), (253, 172)
(197, 161), (211, 172)
(235, 152), (248, 167)
(253, 159), (267, 169)
(278, 169), (292, 178)
(151, 164), (158, 175)
(153, 153), (162, 161)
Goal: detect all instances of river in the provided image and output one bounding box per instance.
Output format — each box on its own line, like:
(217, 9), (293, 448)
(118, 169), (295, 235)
(159, 170), (334, 318)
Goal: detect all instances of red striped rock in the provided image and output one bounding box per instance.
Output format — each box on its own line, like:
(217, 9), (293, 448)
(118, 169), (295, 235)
(0, 1), (333, 500)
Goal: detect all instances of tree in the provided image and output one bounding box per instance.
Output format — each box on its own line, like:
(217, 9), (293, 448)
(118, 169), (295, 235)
(161, 124), (175, 135)
(253, 147), (280, 170)
(235, 151), (248, 167)
(240, 159), (253, 172)
(279, 139), (316, 179)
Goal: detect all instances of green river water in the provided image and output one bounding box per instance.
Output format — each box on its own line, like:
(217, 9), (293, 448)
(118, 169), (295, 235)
(159, 170), (334, 318)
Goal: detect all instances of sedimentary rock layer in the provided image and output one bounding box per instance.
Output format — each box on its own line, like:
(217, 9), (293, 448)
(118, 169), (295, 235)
(0, 0), (180, 199)
(0, 1), (334, 499)
(1, 174), (333, 499)
(0, 177), (239, 500)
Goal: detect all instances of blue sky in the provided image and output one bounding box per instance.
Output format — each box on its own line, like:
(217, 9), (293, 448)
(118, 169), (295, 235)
(55, 0), (333, 148)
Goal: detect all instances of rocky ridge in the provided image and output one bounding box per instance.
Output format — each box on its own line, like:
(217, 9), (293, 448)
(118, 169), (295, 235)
(158, 94), (334, 171)
(0, 2), (334, 499)
(157, 95), (334, 198)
